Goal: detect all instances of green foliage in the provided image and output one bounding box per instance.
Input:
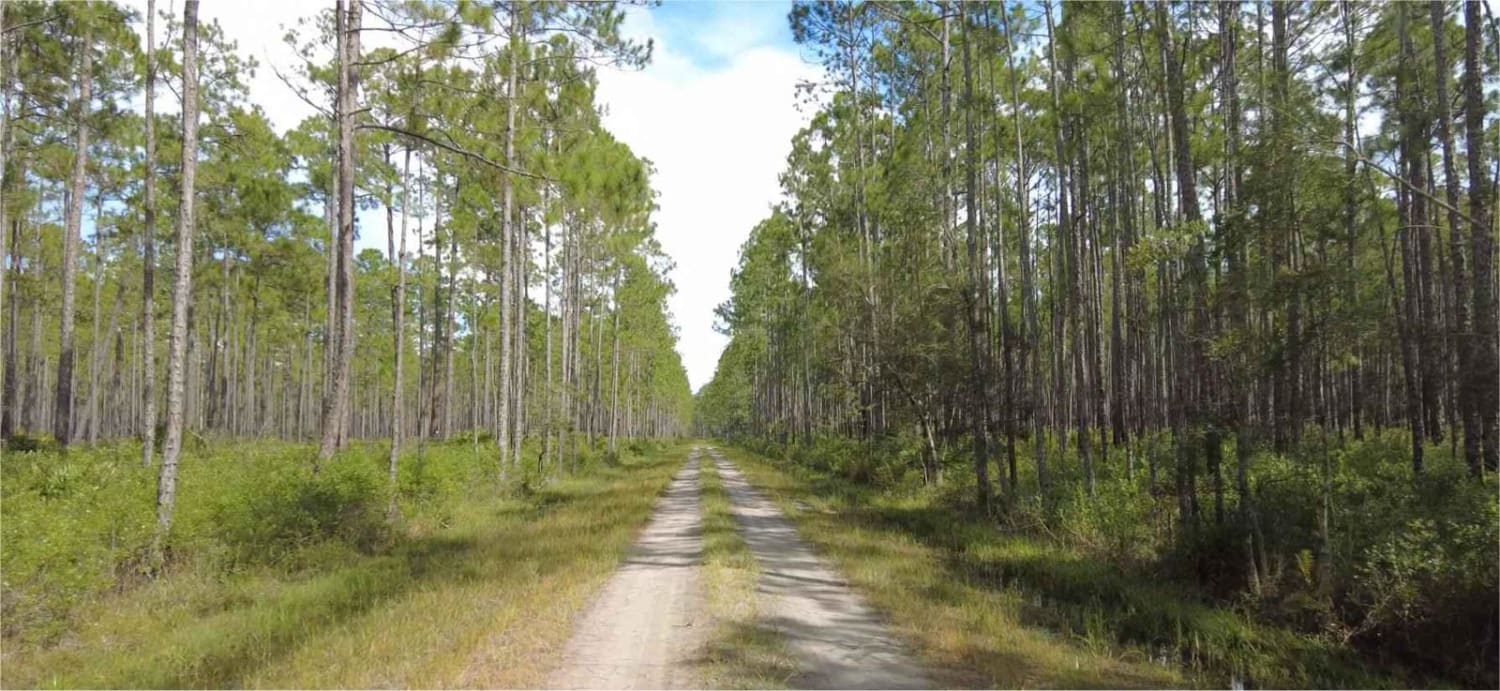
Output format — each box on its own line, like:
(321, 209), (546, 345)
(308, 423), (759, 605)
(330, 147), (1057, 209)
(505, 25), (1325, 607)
(2, 444), (156, 641)
(2, 441), (691, 688)
(3, 434), (57, 454)
(207, 452), (392, 568)
(1048, 477), (1163, 567)
(723, 430), (1497, 687)
(699, 9), (1495, 685)
(2, 438), (531, 647)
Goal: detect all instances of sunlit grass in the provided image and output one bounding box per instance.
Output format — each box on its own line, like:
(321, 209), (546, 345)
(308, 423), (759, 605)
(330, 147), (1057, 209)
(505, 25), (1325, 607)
(1, 440), (688, 688)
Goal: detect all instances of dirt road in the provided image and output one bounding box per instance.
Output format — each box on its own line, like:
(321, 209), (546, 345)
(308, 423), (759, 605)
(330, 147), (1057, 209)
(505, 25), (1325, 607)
(546, 455), (708, 690)
(547, 447), (929, 689)
(709, 448), (931, 689)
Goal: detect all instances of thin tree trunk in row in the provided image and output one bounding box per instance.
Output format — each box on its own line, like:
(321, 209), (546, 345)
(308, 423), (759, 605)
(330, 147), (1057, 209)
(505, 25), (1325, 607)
(388, 143), (410, 516)
(154, 0), (199, 567)
(141, 0), (159, 464)
(318, 0), (361, 464)
(1462, 0), (1497, 473)
(961, 2), (992, 511)
(54, 16), (94, 448)
(496, 0), (521, 478)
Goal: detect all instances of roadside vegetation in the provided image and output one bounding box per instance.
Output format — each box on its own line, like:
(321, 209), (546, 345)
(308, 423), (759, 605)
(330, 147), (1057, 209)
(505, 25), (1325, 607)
(723, 441), (1489, 689)
(1, 1), (699, 685)
(1, 438), (685, 688)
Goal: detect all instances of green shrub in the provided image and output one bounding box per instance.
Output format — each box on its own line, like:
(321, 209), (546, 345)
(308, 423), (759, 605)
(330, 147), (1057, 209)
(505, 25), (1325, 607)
(1, 444), (155, 641)
(210, 454), (390, 568)
(625, 439), (651, 457)
(2, 441), (401, 642)
(1053, 476), (1164, 566)
(729, 426), (1498, 687)
(3, 433), (57, 454)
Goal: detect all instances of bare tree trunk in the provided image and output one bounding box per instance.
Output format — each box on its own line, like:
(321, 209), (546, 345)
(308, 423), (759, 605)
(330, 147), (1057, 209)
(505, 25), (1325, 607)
(89, 262), (123, 444)
(1397, 4), (1430, 474)
(608, 267), (621, 454)
(324, 164), (336, 426)
(998, 2), (1043, 492)
(560, 219), (572, 470)
(512, 237), (525, 470)
(444, 197), (457, 440)
(496, 0), (520, 478)
(318, 0), (361, 464)
(2, 213), (18, 440)
(86, 244), (103, 443)
(141, 0), (159, 463)
(426, 195), (445, 438)
(54, 17), (93, 448)
(0, 2), (12, 441)
(543, 182), (554, 471)
(154, 0), (199, 566)
(961, 2), (992, 511)
(1341, 2), (1364, 443)
(1428, 1), (1476, 475)
(1226, 0), (1263, 594)
(388, 144), (410, 515)
(1462, 0), (1497, 473)
(1158, 0), (1206, 530)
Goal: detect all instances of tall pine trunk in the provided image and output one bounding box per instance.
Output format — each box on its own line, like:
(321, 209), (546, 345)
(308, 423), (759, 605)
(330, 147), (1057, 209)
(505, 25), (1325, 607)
(141, 0), (159, 465)
(1461, 0), (1496, 473)
(388, 144), (410, 515)
(960, 3), (992, 511)
(154, 0), (199, 566)
(54, 16), (93, 448)
(317, 0), (360, 464)
(496, 0), (520, 478)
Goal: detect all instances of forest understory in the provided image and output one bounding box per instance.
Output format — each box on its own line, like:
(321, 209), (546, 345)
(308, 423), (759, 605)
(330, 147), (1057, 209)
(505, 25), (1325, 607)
(720, 437), (1495, 689)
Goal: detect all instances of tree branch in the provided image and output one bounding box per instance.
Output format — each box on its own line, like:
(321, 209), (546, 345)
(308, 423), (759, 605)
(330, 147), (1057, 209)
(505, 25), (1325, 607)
(356, 122), (549, 181)
(271, 61), (334, 119)
(1330, 138), (1484, 229)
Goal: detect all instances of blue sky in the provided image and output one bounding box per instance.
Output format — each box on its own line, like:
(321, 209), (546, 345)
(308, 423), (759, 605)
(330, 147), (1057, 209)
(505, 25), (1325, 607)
(647, 1), (803, 68)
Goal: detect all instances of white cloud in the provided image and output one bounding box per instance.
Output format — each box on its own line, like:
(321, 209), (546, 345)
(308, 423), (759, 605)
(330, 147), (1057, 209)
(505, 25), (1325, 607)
(119, 0), (322, 130)
(596, 6), (820, 392)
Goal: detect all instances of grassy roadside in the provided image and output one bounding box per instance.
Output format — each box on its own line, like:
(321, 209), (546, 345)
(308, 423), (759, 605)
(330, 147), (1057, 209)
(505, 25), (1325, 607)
(720, 446), (1207, 689)
(694, 449), (797, 689)
(2, 443), (688, 689)
(726, 445), (1406, 689)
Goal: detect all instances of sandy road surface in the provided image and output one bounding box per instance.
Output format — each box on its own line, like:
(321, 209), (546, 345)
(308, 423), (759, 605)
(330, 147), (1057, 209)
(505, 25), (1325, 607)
(546, 454), (708, 689)
(709, 448), (931, 690)
(548, 447), (929, 689)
